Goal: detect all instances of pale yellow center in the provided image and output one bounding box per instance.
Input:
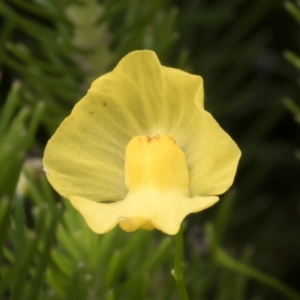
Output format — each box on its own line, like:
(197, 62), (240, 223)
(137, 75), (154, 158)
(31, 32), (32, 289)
(118, 134), (190, 232)
(125, 134), (189, 193)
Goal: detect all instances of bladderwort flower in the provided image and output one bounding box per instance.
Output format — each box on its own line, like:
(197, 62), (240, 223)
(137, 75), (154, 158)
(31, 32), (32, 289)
(43, 50), (241, 235)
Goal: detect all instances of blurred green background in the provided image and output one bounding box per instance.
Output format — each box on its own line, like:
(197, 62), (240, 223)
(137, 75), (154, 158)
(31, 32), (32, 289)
(0, 0), (300, 299)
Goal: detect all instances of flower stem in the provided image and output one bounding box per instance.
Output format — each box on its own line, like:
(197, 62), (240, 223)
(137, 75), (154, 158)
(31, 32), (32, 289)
(171, 226), (190, 300)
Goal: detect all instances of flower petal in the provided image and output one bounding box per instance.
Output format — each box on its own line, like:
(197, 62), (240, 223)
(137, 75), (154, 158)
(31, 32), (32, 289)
(43, 50), (206, 201)
(43, 50), (164, 201)
(70, 196), (123, 233)
(149, 191), (219, 235)
(70, 190), (219, 235)
(161, 66), (204, 134)
(156, 64), (240, 196)
(185, 110), (241, 196)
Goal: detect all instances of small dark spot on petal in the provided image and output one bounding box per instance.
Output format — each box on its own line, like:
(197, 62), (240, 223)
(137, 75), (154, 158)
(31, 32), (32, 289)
(103, 102), (107, 107)
(89, 111), (94, 114)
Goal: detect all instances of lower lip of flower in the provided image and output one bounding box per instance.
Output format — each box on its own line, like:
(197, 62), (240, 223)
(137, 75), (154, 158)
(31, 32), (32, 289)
(118, 134), (190, 232)
(118, 216), (155, 232)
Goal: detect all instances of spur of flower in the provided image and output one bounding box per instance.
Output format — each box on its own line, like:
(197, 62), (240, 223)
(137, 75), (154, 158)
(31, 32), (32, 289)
(43, 50), (241, 235)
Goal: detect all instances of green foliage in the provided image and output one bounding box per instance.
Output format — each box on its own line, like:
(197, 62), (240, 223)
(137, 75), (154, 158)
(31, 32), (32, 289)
(284, 1), (300, 162)
(1, 0), (300, 299)
(0, 0), (83, 134)
(285, 0), (300, 24)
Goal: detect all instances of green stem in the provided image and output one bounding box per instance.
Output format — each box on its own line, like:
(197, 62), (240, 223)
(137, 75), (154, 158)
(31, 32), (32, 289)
(171, 226), (190, 300)
(206, 224), (300, 300)
(217, 248), (300, 300)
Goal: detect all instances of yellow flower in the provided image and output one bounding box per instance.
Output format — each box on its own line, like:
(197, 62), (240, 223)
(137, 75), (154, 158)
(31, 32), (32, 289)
(43, 50), (241, 235)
